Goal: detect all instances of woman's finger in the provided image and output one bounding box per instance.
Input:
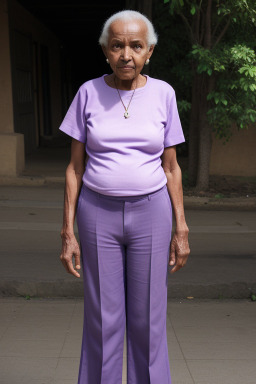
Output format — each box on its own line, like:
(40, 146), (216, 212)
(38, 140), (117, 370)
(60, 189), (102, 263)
(169, 241), (176, 266)
(66, 258), (81, 277)
(60, 236), (81, 277)
(169, 235), (190, 273)
(74, 250), (81, 270)
(170, 263), (182, 274)
(60, 253), (70, 273)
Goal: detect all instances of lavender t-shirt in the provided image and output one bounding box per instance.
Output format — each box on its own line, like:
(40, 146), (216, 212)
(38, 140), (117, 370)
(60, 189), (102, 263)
(59, 73), (185, 196)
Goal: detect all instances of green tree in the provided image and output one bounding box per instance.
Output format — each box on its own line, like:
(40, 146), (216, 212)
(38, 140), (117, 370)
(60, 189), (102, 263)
(162, 0), (256, 190)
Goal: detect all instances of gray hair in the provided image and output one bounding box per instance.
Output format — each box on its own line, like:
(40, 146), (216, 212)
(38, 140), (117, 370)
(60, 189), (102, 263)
(98, 9), (158, 49)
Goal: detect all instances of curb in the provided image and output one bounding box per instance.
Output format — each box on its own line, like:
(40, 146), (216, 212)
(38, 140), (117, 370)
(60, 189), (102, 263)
(183, 196), (256, 211)
(0, 176), (47, 187)
(0, 176), (66, 186)
(1, 280), (255, 299)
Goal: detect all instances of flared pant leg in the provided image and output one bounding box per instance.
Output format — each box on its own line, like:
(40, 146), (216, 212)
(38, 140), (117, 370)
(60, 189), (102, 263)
(76, 186), (126, 384)
(125, 186), (172, 384)
(76, 184), (173, 384)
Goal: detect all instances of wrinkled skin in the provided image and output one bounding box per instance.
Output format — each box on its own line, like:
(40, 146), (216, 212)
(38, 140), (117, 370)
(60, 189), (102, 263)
(60, 139), (86, 278)
(169, 230), (190, 274)
(60, 231), (81, 278)
(101, 18), (154, 90)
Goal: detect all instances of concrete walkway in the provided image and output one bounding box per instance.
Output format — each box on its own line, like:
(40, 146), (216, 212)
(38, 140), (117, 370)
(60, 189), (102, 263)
(0, 297), (255, 384)
(0, 183), (256, 299)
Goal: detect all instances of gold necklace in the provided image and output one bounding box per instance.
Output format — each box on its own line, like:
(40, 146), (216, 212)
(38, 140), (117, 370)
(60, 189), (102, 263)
(113, 75), (137, 118)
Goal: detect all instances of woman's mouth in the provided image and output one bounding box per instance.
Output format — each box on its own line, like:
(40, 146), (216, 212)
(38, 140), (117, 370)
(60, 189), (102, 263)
(119, 66), (135, 70)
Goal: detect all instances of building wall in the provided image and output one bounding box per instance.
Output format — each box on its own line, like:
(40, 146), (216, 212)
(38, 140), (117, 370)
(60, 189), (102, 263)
(210, 123), (256, 177)
(0, 0), (64, 175)
(0, 0), (25, 175)
(8, 0), (63, 141)
(0, 0), (14, 134)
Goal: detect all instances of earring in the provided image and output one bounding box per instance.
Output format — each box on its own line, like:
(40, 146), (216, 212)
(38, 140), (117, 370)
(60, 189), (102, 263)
(145, 59), (150, 65)
(106, 58), (110, 64)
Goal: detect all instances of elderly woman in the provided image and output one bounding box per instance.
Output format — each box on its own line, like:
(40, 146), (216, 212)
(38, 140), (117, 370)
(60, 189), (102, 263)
(59, 9), (190, 384)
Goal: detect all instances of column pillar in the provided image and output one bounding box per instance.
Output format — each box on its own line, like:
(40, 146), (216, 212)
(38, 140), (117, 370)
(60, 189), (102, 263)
(0, 0), (25, 176)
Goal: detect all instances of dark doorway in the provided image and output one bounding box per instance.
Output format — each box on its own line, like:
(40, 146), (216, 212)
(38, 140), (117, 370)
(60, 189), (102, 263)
(9, 29), (37, 155)
(16, 1), (126, 94)
(40, 44), (52, 136)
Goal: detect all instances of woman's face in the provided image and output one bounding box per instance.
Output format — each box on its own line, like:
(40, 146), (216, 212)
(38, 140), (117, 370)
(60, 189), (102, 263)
(102, 19), (154, 80)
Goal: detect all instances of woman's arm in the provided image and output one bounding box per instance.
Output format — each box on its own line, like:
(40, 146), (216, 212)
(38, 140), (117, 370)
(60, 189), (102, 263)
(161, 146), (190, 274)
(60, 138), (86, 278)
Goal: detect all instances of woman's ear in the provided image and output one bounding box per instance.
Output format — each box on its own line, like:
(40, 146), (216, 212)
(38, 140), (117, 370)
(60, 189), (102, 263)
(101, 45), (108, 59)
(148, 44), (155, 59)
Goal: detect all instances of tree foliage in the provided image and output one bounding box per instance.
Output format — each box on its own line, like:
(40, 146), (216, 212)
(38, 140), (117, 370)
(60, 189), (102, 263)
(163, 0), (256, 141)
(153, 0), (256, 189)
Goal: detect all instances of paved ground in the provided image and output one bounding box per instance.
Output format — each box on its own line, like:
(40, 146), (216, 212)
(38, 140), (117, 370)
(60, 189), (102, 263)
(0, 297), (255, 384)
(0, 183), (256, 299)
(0, 148), (256, 383)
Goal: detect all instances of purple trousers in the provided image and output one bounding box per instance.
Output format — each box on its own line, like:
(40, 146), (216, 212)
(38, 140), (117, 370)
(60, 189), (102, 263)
(76, 183), (173, 384)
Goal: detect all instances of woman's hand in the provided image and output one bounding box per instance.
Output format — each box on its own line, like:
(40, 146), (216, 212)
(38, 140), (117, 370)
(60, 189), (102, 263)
(60, 232), (81, 278)
(169, 228), (190, 273)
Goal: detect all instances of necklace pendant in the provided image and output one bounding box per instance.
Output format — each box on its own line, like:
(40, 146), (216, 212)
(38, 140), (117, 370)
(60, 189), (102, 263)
(124, 110), (129, 118)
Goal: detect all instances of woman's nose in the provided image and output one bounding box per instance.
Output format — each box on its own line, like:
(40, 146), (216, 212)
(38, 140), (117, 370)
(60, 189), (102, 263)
(122, 46), (132, 61)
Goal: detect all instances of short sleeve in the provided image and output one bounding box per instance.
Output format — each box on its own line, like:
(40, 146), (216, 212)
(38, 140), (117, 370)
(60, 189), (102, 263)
(164, 90), (185, 148)
(59, 86), (87, 144)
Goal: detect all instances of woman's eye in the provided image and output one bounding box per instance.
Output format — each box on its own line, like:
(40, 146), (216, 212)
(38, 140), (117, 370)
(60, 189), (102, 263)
(112, 43), (141, 49)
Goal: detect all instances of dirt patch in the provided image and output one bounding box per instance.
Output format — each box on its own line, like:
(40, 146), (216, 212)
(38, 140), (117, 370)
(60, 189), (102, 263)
(183, 175), (256, 198)
(178, 158), (256, 198)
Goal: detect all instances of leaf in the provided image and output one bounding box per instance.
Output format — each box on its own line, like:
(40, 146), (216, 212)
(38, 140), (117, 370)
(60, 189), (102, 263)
(207, 69), (212, 76)
(164, 0), (170, 3)
(250, 114), (255, 122)
(222, 100), (228, 106)
(191, 5), (196, 15)
(248, 68), (255, 77)
(238, 67), (246, 74)
(215, 193), (225, 199)
(179, 0), (184, 6)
